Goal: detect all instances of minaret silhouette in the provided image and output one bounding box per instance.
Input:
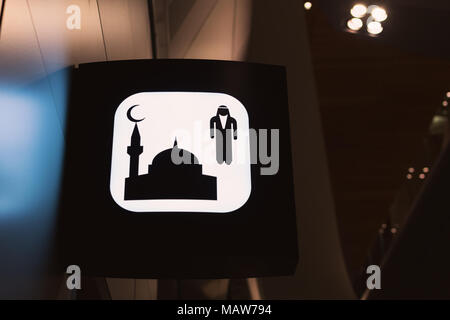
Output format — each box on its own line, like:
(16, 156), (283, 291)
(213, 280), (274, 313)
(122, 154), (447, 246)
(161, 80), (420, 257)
(127, 123), (143, 177)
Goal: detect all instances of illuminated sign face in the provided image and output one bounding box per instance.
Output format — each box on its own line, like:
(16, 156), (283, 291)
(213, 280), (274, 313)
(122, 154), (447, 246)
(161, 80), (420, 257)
(110, 92), (251, 213)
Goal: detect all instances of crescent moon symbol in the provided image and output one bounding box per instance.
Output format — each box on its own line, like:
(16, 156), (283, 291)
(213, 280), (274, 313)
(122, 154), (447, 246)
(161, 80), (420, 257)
(127, 105), (145, 122)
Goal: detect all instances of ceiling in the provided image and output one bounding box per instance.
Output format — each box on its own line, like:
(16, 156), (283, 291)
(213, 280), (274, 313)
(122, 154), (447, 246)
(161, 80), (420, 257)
(306, 3), (450, 280)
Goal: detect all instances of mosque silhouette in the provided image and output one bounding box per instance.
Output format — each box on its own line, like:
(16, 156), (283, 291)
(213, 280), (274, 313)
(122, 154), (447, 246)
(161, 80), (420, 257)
(124, 123), (217, 200)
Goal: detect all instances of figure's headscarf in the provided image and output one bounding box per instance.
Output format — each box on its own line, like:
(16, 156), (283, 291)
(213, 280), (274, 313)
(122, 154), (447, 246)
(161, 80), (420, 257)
(217, 105), (230, 116)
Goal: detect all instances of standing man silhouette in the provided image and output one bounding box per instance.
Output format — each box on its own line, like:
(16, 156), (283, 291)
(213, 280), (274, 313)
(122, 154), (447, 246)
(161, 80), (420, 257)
(210, 105), (237, 164)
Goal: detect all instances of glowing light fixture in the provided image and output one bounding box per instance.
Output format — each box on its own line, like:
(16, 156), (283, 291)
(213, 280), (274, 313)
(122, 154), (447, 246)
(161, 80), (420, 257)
(370, 6), (387, 22)
(347, 18), (363, 31)
(443, 101), (448, 107)
(304, 2), (312, 10)
(347, 4), (387, 35)
(351, 4), (367, 18)
(367, 20), (383, 35)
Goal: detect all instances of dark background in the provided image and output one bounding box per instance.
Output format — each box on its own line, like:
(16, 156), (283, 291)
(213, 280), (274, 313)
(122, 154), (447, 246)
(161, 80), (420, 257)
(307, 2), (450, 282)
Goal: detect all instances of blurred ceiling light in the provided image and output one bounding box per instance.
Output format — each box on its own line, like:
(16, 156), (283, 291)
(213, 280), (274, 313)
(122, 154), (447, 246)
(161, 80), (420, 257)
(347, 18), (363, 31)
(406, 173), (412, 180)
(304, 2), (312, 10)
(446, 92), (450, 98)
(423, 167), (430, 173)
(443, 101), (448, 107)
(429, 115), (447, 135)
(370, 6), (387, 22)
(351, 4), (367, 18)
(408, 167), (415, 173)
(367, 20), (383, 35)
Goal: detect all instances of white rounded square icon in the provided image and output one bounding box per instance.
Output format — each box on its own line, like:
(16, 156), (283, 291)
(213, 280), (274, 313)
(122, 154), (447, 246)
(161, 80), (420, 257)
(110, 92), (252, 213)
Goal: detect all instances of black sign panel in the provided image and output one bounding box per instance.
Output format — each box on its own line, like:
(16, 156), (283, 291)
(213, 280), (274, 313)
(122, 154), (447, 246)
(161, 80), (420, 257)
(56, 59), (298, 278)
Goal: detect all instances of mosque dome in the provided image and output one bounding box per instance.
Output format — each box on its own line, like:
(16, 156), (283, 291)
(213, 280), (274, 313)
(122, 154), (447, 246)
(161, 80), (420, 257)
(125, 127), (216, 201)
(151, 139), (199, 168)
(125, 139), (217, 200)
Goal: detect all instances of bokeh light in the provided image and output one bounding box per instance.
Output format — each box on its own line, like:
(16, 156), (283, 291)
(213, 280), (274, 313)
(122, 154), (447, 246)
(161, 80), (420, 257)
(347, 18), (363, 31)
(367, 21), (383, 35)
(351, 4), (367, 18)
